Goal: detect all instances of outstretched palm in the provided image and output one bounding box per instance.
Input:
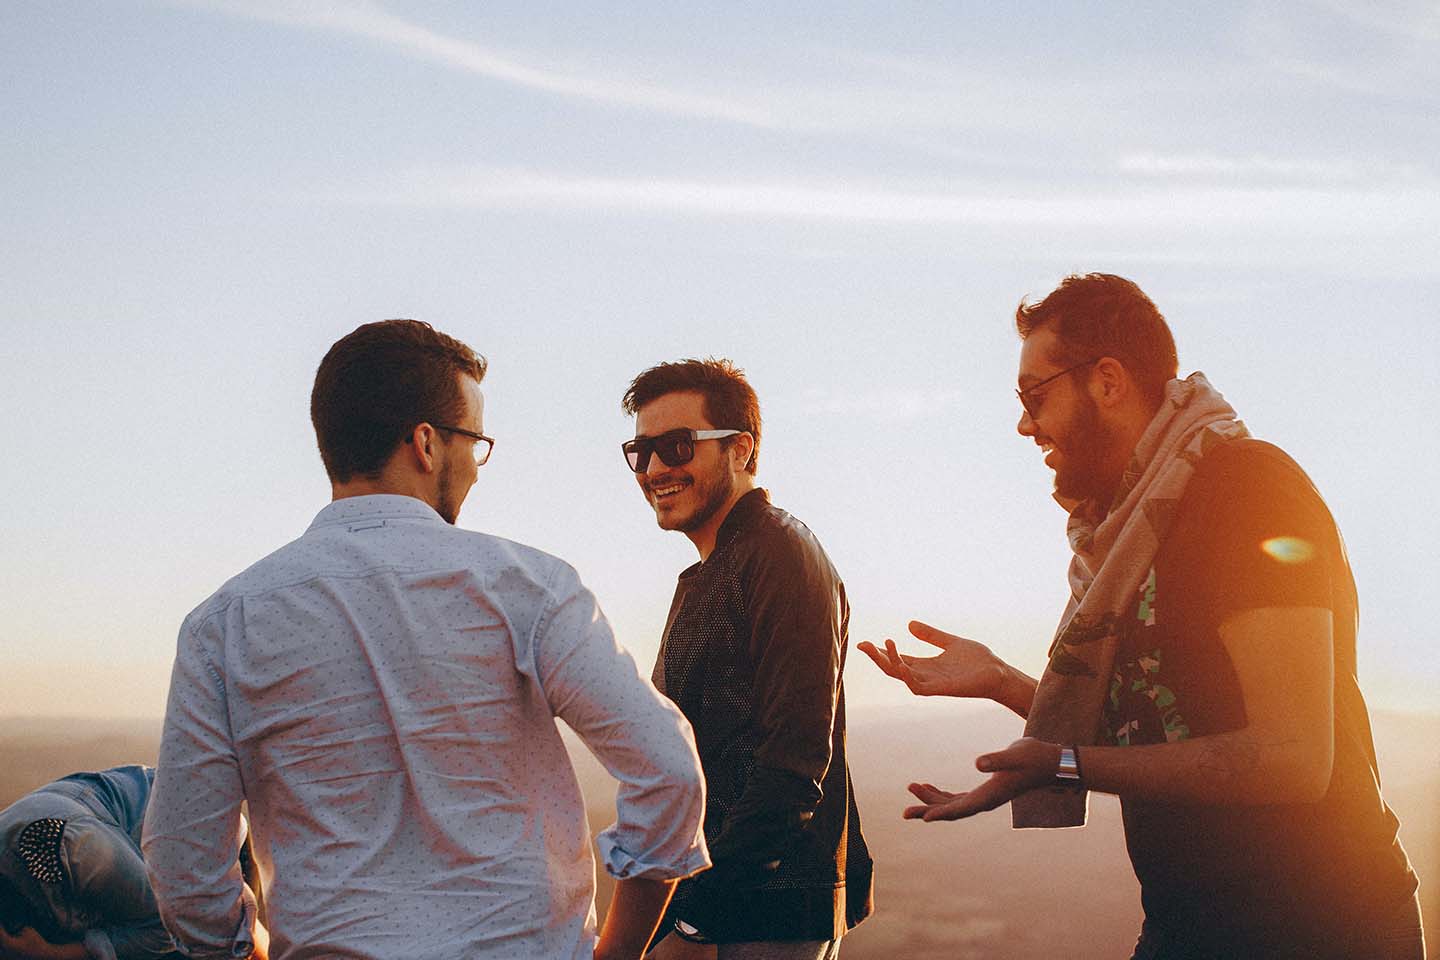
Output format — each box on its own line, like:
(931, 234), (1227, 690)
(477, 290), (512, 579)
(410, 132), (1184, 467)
(901, 739), (1059, 821)
(857, 620), (1006, 700)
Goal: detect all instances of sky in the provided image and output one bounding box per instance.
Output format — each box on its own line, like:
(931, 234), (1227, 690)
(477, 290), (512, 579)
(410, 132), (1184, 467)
(2, 0), (1438, 719)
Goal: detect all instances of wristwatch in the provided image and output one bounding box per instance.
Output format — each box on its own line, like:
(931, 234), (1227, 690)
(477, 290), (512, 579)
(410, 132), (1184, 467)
(674, 919), (713, 944)
(1056, 744), (1082, 786)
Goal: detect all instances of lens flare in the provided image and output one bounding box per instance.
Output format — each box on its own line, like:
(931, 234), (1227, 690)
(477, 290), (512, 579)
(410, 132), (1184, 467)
(1261, 536), (1315, 564)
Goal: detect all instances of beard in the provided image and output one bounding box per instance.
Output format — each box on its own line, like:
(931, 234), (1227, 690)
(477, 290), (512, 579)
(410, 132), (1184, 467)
(435, 458), (464, 525)
(649, 455), (739, 534)
(1053, 394), (1122, 504)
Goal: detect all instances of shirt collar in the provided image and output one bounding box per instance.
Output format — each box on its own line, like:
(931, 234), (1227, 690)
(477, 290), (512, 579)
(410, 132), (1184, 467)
(711, 487), (770, 554)
(306, 494), (447, 531)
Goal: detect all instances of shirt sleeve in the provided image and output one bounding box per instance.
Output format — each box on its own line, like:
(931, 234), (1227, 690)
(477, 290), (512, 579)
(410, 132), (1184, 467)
(1187, 444), (1333, 621)
(141, 609), (257, 960)
(697, 529), (843, 887)
(58, 818), (181, 960)
(531, 563), (711, 882)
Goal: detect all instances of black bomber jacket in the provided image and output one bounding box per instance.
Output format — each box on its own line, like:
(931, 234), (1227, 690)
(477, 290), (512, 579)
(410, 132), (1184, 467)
(652, 489), (874, 943)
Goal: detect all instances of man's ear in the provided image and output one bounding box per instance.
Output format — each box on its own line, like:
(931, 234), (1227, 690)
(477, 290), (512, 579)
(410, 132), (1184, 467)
(1091, 357), (1130, 408)
(406, 423), (441, 473)
(731, 432), (756, 471)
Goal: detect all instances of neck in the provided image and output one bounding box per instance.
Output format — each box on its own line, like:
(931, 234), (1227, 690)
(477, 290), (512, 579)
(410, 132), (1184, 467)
(686, 477), (757, 562)
(1096, 402), (1162, 504)
(332, 473), (436, 511)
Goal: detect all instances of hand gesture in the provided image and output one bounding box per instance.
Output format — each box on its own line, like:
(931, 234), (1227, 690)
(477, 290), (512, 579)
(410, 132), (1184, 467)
(902, 738), (1060, 821)
(857, 620), (1006, 700)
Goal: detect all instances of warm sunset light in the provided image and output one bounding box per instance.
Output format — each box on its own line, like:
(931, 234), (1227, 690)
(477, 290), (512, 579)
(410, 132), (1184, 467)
(2, 4), (1436, 959)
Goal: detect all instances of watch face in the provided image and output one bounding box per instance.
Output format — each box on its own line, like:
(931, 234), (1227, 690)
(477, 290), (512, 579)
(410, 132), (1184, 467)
(1057, 746), (1081, 780)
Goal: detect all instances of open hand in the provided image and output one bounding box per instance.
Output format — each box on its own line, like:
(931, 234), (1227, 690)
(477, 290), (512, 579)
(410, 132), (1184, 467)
(857, 620), (1006, 700)
(902, 738), (1060, 821)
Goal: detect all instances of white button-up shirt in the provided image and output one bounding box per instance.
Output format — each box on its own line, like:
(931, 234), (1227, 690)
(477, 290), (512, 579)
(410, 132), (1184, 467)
(143, 495), (709, 960)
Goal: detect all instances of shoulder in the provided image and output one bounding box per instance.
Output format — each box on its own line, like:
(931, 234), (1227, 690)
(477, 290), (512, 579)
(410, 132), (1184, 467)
(737, 501), (842, 584)
(182, 527), (584, 637)
(443, 525), (575, 577)
(1185, 438), (1332, 526)
(1192, 438), (1317, 493)
(1168, 438), (1342, 601)
(178, 531), (325, 638)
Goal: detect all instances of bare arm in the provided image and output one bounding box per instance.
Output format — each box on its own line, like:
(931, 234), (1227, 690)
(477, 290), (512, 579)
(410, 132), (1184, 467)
(905, 607), (1335, 819)
(857, 620), (1037, 718)
(593, 877), (677, 960)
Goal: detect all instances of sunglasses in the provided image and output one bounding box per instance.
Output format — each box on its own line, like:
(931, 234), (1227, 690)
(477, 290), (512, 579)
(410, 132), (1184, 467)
(622, 428), (743, 473)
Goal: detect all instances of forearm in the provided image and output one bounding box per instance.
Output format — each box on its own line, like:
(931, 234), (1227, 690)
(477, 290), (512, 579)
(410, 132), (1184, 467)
(594, 877), (676, 960)
(993, 662), (1037, 718)
(1080, 730), (1332, 805)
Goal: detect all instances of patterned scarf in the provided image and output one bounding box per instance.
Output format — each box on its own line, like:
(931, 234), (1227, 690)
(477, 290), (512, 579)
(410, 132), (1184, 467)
(1012, 372), (1247, 828)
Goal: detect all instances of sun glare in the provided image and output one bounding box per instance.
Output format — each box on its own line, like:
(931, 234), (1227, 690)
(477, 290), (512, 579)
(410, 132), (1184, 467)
(1260, 536), (1315, 565)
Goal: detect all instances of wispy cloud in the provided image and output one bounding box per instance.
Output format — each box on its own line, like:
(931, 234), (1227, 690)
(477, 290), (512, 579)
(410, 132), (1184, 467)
(780, 385), (972, 422)
(324, 166), (1440, 236)
(1118, 152), (1429, 186)
(170, 0), (1158, 143)
(179, 0), (784, 128)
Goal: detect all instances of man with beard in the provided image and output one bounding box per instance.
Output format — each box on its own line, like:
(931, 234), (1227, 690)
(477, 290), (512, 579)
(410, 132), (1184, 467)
(144, 320), (710, 960)
(860, 274), (1422, 959)
(621, 359), (873, 960)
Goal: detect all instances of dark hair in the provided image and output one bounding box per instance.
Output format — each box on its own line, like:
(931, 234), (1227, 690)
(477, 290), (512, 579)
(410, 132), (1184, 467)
(622, 358), (762, 474)
(311, 319), (487, 483)
(1015, 274), (1178, 408)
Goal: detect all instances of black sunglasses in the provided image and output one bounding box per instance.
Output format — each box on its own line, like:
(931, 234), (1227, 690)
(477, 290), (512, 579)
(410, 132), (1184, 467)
(622, 428), (742, 473)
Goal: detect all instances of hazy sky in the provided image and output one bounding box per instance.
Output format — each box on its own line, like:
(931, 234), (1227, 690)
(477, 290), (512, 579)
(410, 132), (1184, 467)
(3, 0), (1438, 719)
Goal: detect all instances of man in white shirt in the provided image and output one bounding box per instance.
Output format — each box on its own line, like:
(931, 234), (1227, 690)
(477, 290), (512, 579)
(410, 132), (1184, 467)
(143, 319), (710, 960)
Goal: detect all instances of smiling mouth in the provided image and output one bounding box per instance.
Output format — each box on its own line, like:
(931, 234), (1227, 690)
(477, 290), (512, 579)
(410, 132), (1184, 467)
(647, 478), (691, 502)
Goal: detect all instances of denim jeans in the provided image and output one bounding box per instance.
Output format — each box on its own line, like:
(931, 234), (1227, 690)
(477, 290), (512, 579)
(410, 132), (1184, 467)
(1129, 892), (1425, 960)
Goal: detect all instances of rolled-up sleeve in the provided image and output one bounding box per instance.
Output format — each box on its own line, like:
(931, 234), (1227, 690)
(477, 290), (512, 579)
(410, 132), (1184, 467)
(141, 610), (257, 960)
(532, 564), (711, 881)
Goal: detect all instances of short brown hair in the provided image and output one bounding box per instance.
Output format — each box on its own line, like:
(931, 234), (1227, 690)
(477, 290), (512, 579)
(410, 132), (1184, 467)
(1016, 274), (1178, 408)
(311, 319), (486, 483)
(622, 358), (762, 474)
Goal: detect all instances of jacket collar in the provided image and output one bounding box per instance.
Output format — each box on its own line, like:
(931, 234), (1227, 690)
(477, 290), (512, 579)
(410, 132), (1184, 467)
(710, 487), (770, 556)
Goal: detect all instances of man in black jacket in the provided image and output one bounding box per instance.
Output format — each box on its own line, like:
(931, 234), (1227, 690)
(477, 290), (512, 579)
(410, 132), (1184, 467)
(622, 359), (874, 960)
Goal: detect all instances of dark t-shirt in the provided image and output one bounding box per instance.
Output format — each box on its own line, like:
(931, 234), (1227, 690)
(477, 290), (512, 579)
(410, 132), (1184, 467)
(1100, 439), (1417, 952)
